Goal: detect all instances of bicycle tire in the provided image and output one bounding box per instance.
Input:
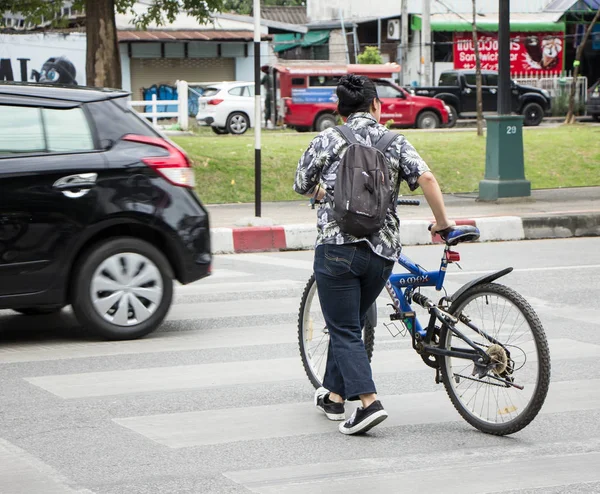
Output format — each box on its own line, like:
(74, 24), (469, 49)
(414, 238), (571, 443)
(297, 274), (375, 389)
(439, 282), (551, 435)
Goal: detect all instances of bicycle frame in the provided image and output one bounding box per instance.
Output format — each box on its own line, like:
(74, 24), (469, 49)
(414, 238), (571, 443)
(384, 246), (450, 340)
(383, 244), (502, 371)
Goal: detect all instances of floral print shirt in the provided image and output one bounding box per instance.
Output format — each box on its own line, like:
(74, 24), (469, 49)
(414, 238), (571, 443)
(294, 113), (430, 261)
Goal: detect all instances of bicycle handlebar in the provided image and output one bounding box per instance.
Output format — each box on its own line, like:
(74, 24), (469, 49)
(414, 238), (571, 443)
(397, 199), (420, 206)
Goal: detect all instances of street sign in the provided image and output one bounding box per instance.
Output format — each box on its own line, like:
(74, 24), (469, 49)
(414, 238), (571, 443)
(291, 88), (338, 104)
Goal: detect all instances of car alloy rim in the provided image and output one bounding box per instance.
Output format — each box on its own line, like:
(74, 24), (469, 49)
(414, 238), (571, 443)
(423, 116), (436, 128)
(90, 253), (163, 327)
(231, 115), (247, 133)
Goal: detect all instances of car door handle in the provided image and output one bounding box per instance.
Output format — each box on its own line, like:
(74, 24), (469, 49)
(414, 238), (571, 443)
(53, 173), (97, 198)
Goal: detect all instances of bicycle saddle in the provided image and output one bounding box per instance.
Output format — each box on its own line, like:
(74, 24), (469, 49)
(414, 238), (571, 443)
(441, 225), (481, 246)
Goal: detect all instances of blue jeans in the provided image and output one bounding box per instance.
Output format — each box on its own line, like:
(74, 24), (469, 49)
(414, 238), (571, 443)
(314, 242), (394, 401)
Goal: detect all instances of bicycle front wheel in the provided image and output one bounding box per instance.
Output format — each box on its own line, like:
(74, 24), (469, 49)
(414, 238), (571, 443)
(298, 274), (375, 389)
(439, 282), (551, 435)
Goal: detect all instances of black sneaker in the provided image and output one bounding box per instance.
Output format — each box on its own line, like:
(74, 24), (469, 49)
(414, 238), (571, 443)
(314, 387), (345, 421)
(339, 400), (388, 435)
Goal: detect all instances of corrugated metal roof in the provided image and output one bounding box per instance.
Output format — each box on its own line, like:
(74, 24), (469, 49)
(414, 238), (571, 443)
(544, 0), (600, 11)
(261, 7), (307, 25)
(117, 30), (270, 42)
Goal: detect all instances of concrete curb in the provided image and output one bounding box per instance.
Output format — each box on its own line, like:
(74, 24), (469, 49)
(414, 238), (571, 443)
(210, 213), (599, 254)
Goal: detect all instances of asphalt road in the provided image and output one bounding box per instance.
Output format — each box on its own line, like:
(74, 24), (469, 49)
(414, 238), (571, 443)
(1, 237), (599, 494)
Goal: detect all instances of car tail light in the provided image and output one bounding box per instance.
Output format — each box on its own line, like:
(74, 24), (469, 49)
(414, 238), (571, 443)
(122, 134), (195, 188)
(207, 99), (223, 105)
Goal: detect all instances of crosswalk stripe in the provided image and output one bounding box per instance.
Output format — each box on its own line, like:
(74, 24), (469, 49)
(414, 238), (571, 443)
(225, 254), (314, 271)
(23, 339), (599, 398)
(113, 379), (600, 448)
(0, 438), (92, 494)
(223, 450), (600, 494)
(175, 279), (303, 295)
(0, 324), (297, 364)
(165, 297), (301, 321)
(201, 269), (253, 279)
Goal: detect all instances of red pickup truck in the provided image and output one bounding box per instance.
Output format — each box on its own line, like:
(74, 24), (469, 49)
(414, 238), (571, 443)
(264, 63), (450, 131)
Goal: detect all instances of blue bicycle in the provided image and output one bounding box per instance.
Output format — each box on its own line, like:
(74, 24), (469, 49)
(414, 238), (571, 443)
(298, 201), (551, 436)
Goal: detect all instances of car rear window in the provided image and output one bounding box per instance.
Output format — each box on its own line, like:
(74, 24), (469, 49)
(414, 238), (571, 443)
(439, 72), (459, 86)
(86, 97), (161, 145)
(202, 88), (220, 97)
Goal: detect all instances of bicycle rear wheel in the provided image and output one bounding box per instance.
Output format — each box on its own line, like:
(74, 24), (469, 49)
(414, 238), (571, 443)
(298, 274), (375, 389)
(439, 282), (550, 435)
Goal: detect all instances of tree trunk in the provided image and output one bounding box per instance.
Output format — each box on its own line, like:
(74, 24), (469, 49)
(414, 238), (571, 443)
(86, 0), (122, 89)
(565, 7), (600, 124)
(472, 0), (484, 136)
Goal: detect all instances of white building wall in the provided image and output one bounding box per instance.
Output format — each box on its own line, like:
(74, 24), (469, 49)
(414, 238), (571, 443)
(119, 43), (131, 92)
(235, 43), (276, 82)
(308, 0), (551, 21)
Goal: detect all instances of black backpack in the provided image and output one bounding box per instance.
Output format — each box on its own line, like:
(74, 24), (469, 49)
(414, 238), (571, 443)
(329, 125), (400, 237)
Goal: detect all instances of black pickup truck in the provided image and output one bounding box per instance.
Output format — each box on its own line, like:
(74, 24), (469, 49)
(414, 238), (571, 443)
(412, 69), (552, 127)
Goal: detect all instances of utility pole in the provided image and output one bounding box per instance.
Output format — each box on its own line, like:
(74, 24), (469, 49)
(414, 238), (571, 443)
(422, 0), (431, 86)
(253, 0), (262, 217)
(401, 0), (408, 86)
(479, 0), (530, 200)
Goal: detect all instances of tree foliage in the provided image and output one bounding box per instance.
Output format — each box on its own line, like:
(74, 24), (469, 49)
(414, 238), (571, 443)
(2, 0), (225, 29)
(357, 46), (383, 65)
(223, 0), (305, 16)
(2, 0), (226, 87)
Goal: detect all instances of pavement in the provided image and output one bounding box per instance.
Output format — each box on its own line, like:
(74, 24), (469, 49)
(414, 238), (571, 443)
(207, 186), (600, 254)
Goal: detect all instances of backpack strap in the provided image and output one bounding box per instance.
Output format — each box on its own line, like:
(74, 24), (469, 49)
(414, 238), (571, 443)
(374, 131), (400, 154)
(374, 131), (402, 207)
(334, 125), (360, 145)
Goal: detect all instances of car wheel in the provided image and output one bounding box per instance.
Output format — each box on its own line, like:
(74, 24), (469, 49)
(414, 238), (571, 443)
(13, 306), (64, 316)
(522, 102), (544, 126)
(226, 112), (250, 135)
(416, 111), (441, 129)
(71, 237), (174, 341)
(315, 114), (337, 132)
(211, 126), (229, 135)
(446, 105), (458, 128)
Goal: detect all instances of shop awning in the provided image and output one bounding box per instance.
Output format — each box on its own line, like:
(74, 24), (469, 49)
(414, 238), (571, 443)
(273, 30), (330, 53)
(411, 12), (566, 33)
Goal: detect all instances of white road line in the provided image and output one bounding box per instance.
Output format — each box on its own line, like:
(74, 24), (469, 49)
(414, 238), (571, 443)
(0, 324), (296, 364)
(24, 339), (599, 398)
(444, 264), (600, 276)
(224, 254), (314, 271)
(175, 279), (303, 295)
(224, 451), (600, 494)
(113, 379), (600, 448)
(0, 437), (93, 494)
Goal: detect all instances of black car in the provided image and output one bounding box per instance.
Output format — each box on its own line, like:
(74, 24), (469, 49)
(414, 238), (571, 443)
(413, 70), (552, 127)
(586, 79), (600, 122)
(0, 83), (211, 340)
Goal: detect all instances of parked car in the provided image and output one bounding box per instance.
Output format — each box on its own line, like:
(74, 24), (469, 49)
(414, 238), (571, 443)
(268, 63), (450, 131)
(0, 82), (212, 340)
(195, 81), (257, 135)
(586, 78), (600, 122)
(412, 69), (552, 127)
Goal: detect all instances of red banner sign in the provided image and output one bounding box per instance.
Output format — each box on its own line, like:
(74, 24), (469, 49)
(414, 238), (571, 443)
(453, 32), (564, 74)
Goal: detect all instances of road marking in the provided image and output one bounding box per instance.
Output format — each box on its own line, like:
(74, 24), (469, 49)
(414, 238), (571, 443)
(0, 324), (296, 364)
(0, 437), (92, 494)
(224, 254), (314, 271)
(445, 264), (600, 276)
(175, 279), (303, 295)
(113, 379), (600, 448)
(223, 450), (600, 494)
(23, 339), (599, 398)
